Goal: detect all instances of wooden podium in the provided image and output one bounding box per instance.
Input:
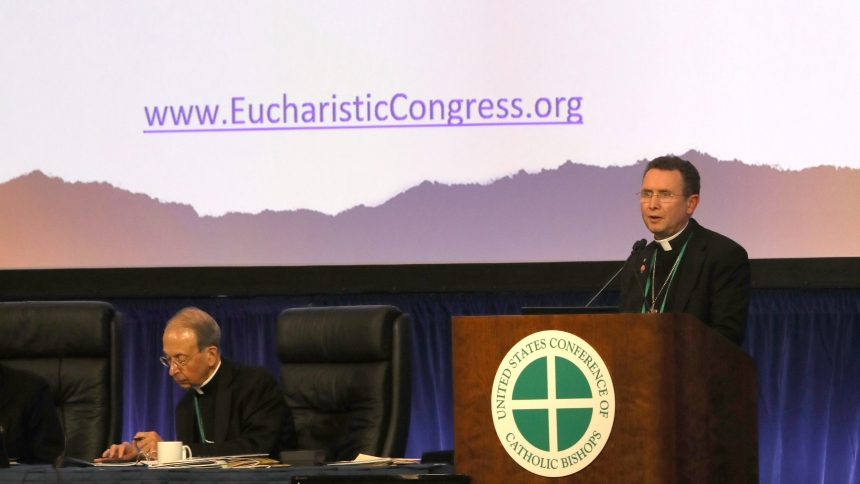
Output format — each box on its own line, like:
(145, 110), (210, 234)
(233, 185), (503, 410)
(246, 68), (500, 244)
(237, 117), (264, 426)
(452, 313), (757, 483)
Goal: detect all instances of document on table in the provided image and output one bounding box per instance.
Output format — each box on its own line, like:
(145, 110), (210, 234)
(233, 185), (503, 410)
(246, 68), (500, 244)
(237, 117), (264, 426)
(146, 454), (271, 469)
(328, 454), (421, 466)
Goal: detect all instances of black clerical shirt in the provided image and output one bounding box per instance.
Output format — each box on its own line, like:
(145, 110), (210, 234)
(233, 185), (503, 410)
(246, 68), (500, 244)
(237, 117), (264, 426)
(192, 366), (221, 445)
(647, 224), (693, 313)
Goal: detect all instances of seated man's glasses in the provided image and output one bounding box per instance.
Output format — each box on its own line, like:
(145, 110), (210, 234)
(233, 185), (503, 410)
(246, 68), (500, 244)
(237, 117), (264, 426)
(159, 351), (199, 369)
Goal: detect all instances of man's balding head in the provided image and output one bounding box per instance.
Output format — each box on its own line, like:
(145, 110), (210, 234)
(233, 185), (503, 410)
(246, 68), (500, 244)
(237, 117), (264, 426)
(162, 308), (222, 388)
(165, 307), (221, 352)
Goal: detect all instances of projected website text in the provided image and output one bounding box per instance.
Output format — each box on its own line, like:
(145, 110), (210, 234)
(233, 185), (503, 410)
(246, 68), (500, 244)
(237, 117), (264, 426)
(143, 93), (583, 133)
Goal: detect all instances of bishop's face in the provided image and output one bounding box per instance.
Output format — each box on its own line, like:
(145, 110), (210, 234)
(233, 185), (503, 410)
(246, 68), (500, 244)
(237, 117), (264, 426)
(162, 328), (218, 388)
(640, 168), (699, 239)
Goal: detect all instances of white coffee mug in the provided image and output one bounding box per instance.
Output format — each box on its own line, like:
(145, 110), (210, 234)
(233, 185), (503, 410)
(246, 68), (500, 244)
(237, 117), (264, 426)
(156, 441), (192, 464)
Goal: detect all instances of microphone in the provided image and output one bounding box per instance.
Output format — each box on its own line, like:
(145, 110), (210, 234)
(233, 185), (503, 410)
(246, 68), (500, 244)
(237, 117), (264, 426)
(584, 239), (648, 308)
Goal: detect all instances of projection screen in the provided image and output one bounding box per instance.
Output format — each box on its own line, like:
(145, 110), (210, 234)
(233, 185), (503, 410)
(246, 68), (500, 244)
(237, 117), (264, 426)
(2, 1), (859, 268)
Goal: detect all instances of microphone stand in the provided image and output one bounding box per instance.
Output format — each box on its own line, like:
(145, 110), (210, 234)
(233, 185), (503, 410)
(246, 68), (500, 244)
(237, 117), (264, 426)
(584, 239), (647, 308)
(584, 264), (627, 308)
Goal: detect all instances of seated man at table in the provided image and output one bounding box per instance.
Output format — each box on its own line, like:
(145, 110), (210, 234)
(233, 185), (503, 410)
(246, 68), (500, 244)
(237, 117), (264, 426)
(0, 363), (65, 464)
(98, 308), (295, 461)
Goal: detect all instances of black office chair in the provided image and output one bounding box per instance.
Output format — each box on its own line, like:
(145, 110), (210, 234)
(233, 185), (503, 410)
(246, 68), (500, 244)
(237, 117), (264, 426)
(0, 302), (122, 460)
(277, 305), (412, 461)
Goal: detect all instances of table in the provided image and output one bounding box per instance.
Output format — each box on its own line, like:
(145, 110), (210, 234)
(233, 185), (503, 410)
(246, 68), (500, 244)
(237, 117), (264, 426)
(0, 463), (464, 483)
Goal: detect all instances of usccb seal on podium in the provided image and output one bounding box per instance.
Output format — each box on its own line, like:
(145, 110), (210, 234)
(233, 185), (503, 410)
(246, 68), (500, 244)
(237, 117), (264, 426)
(491, 330), (615, 477)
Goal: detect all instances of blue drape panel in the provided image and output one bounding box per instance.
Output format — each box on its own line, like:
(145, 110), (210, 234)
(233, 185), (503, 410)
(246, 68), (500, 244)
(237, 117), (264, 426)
(107, 289), (859, 483)
(744, 290), (860, 484)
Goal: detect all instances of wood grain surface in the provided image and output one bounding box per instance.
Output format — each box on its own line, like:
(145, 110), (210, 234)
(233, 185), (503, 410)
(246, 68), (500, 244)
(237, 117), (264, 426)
(452, 313), (757, 484)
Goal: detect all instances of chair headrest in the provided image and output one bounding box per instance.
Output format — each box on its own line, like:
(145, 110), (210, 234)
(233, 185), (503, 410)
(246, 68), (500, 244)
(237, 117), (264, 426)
(277, 306), (404, 363)
(0, 302), (116, 358)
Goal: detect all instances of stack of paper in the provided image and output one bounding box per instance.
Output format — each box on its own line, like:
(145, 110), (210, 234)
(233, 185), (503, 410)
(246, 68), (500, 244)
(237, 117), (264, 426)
(329, 454), (421, 466)
(146, 457), (224, 469)
(146, 454), (272, 469)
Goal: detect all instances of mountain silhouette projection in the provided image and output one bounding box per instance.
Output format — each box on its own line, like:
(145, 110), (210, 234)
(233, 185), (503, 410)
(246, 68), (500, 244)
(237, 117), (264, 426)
(1, 150), (858, 268)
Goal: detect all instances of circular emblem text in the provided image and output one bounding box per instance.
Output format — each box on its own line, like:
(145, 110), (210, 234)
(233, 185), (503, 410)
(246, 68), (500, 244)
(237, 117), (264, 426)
(491, 330), (615, 477)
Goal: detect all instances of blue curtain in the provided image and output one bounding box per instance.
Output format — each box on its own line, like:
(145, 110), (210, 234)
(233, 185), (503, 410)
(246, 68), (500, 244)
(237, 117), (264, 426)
(745, 290), (860, 484)
(107, 289), (860, 483)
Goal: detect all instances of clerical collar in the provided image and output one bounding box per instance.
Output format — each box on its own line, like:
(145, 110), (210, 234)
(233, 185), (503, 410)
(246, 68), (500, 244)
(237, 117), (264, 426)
(654, 222), (689, 251)
(192, 360), (221, 395)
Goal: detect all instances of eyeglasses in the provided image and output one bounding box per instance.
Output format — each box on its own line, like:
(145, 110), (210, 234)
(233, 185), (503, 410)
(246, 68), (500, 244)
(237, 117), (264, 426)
(136, 449), (150, 464)
(638, 190), (684, 203)
(133, 437), (152, 463)
(159, 351), (200, 370)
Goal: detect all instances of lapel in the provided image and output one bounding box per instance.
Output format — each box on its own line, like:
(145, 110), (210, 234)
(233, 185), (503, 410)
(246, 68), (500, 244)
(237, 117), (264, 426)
(637, 244), (657, 310)
(213, 358), (233, 443)
(670, 219), (706, 313)
(175, 393), (195, 443)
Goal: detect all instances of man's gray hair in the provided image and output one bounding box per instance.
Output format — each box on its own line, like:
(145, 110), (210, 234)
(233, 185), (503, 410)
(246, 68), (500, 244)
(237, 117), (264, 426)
(166, 307), (221, 351)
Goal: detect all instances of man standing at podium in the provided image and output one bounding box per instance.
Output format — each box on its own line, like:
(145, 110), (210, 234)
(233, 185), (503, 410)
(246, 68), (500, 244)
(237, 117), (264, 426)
(618, 156), (750, 345)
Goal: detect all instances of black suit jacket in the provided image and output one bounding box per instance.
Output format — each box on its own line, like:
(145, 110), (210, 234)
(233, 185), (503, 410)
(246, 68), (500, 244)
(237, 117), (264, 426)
(0, 363), (65, 464)
(175, 358), (296, 458)
(619, 218), (751, 345)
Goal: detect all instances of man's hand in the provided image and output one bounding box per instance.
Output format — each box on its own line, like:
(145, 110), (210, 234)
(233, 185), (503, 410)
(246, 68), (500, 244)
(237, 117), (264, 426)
(131, 431), (164, 456)
(95, 431), (164, 462)
(96, 441), (137, 462)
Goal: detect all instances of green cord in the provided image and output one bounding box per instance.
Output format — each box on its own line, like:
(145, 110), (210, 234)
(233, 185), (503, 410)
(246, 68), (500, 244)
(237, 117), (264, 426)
(640, 233), (692, 314)
(193, 394), (207, 443)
